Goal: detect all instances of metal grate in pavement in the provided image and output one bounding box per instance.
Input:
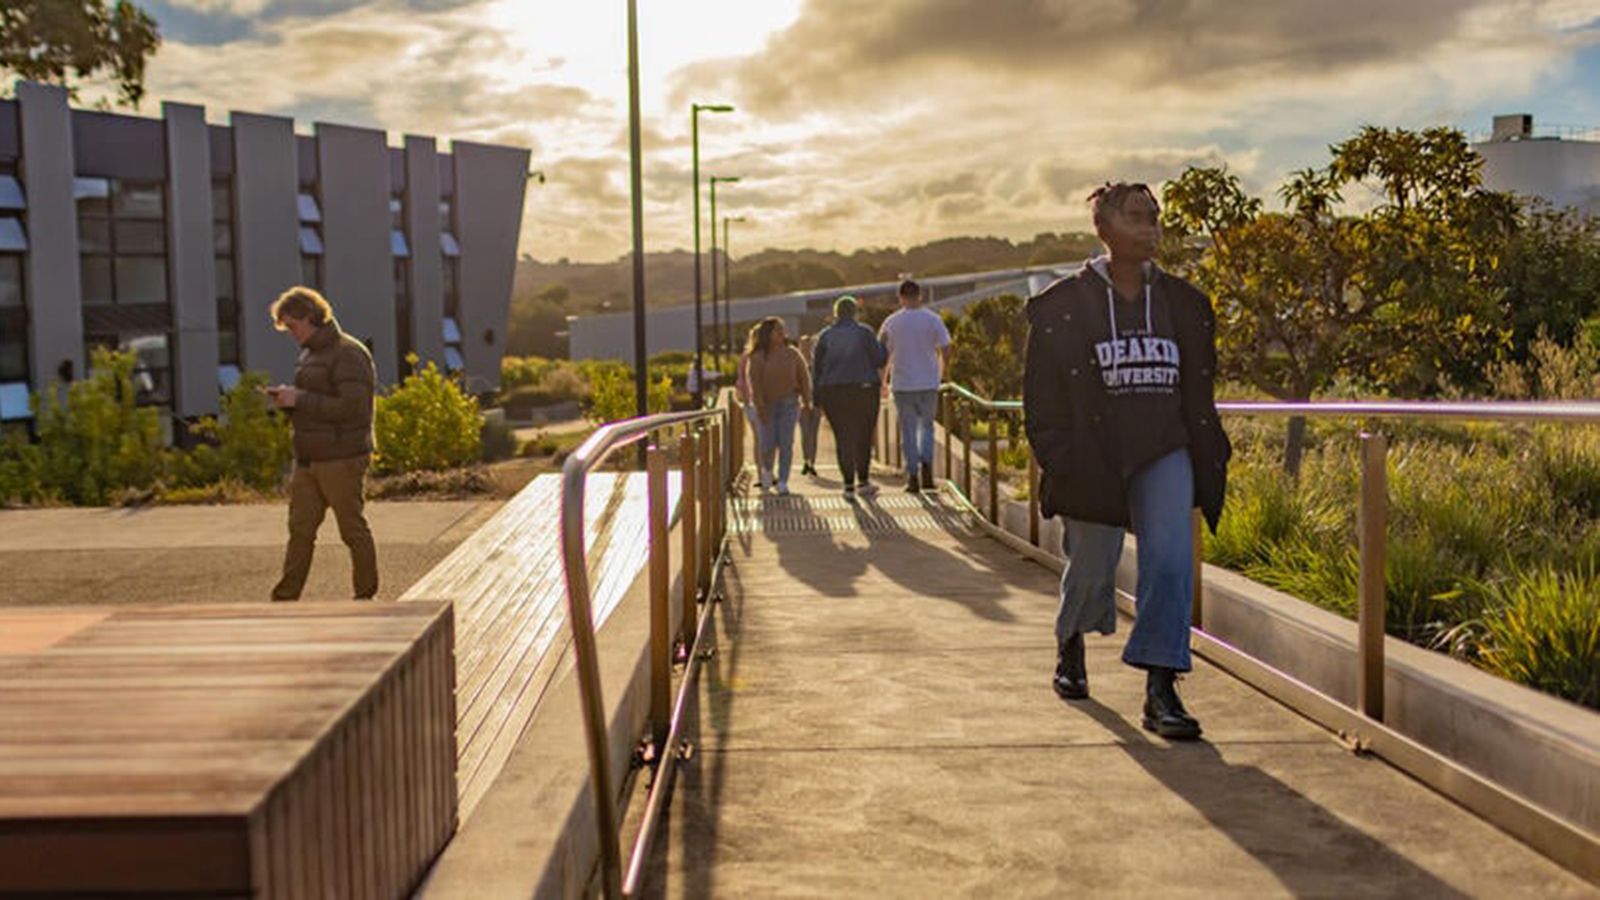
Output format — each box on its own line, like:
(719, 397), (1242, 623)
(729, 494), (970, 534)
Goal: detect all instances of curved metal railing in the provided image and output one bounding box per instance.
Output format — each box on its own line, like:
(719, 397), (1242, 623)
(559, 393), (738, 898)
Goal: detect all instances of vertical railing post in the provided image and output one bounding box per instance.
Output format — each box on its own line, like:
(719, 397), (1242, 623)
(678, 431), (699, 657)
(646, 445), (670, 753)
(941, 391), (952, 479)
(886, 402), (894, 465)
(1358, 432), (1388, 722)
(1191, 509), (1204, 631)
(987, 411), (999, 525)
(1028, 451), (1040, 547)
(709, 420), (724, 554)
(729, 397), (744, 479)
(893, 399), (902, 471)
(699, 426), (713, 589)
(962, 404), (973, 501)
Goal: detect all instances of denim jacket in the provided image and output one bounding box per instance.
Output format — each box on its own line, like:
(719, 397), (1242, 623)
(811, 320), (887, 387)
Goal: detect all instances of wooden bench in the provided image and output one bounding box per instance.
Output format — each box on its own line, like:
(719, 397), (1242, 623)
(0, 602), (455, 898)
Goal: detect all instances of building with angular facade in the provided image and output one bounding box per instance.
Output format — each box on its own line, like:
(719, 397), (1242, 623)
(0, 81), (529, 433)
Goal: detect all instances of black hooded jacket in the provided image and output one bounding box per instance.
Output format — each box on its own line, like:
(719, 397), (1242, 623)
(1023, 261), (1231, 532)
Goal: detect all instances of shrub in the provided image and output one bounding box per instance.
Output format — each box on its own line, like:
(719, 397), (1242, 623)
(374, 361), (483, 474)
(366, 465), (496, 500)
(501, 355), (559, 391)
(157, 479), (270, 505)
(19, 348), (169, 505)
(183, 371), (292, 491)
(585, 363), (672, 424)
(1475, 566), (1600, 708)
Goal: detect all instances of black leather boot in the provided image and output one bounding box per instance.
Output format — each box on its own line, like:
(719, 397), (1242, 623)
(1053, 633), (1088, 700)
(1143, 667), (1201, 739)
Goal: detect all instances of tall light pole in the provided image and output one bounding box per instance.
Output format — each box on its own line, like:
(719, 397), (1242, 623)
(690, 102), (733, 406)
(723, 215), (747, 357)
(708, 174), (739, 372)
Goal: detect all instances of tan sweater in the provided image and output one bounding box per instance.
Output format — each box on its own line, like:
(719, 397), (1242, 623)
(744, 345), (812, 413)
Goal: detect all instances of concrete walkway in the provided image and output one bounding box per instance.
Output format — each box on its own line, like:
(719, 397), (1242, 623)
(647, 465), (1596, 898)
(0, 501), (500, 605)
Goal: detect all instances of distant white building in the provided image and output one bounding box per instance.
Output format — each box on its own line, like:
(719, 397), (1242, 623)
(567, 264), (1076, 364)
(1474, 114), (1600, 217)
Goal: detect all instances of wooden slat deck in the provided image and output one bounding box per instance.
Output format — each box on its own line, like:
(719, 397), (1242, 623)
(0, 602), (455, 898)
(402, 470), (677, 820)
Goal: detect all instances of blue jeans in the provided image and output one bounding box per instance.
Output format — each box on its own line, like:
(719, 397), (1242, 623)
(757, 397), (800, 486)
(893, 389), (938, 475)
(1055, 447), (1195, 671)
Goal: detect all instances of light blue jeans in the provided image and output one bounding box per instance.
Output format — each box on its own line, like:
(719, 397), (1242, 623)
(757, 397), (800, 487)
(894, 389), (938, 475)
(1055, 447), (1195, 672)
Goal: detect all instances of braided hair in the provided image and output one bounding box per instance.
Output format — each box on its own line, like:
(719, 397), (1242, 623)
(1087, 182), (1159, 226)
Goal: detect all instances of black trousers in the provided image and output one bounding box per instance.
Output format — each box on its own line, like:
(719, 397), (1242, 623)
(817, 383), (880, 486)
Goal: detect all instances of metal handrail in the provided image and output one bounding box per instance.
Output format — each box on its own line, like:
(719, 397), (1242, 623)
(940, 381), (1022, 411)
(559, 400), (731, 899)
(1215, 398), (1600, 423)
(933, 382), (1600, 687)
(926, 382), (1600, 879)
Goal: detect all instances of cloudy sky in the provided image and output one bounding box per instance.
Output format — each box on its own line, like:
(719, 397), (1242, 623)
(132, 0), (1600, 262)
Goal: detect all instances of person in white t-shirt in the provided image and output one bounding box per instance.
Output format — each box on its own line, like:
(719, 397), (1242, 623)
(878, 279), (951, 493)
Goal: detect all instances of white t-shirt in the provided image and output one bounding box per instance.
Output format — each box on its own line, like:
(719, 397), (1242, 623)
(878, 306), (951, 392)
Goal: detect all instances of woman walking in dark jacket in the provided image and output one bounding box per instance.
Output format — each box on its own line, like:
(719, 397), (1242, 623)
(811, 295), (887, 499)
(1023, 182), (1231, 740)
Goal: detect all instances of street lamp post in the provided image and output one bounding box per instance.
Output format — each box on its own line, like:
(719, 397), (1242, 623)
(723, 215), (747, 357)
(708, 175), (740, 373)
(690, 102), (733, 406)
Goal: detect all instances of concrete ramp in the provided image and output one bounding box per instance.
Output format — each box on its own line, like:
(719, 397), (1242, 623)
(645, 473), (1596, 897)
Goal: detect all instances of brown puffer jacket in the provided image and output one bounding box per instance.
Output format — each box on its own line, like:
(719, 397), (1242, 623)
(290, 322), (376, 462)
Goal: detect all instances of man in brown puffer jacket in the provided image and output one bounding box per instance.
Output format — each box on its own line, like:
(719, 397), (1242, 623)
(266, 286), (378, 601)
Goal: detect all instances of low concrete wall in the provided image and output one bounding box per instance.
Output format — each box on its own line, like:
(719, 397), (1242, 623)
(932, 421), (1600, 837)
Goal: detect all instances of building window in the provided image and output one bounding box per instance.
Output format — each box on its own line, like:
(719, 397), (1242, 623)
(0, 255), (22, 310)
(74, 177), (168, 308)
(439, 197), (463, 372)
(214, 178), (240, 371)
(0, 258), (26, 397)
(0, 173), (24, 212)
(298, 189), (323, 290)
(86, 332), (171, 409)
(0, 162), (26, 419)
(75, 176), (172, 418)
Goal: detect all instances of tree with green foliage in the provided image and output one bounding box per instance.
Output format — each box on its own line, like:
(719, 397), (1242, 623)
(1496, 204), (1600, 359)
(944, 293), (1027, 401)
(0, 0), (160, 108)
(1160, 126), (1520, 473)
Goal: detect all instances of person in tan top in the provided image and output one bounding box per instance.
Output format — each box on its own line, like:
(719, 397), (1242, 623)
(738, 316), (811, 494)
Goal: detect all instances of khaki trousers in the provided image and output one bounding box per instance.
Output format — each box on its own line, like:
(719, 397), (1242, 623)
(272, 456), (378, 600)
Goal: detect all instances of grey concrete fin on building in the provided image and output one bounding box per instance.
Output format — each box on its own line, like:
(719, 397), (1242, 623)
(453, 140), (530, 390)
(231, 111), (302, 383)
(316, 122), (398, 385)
